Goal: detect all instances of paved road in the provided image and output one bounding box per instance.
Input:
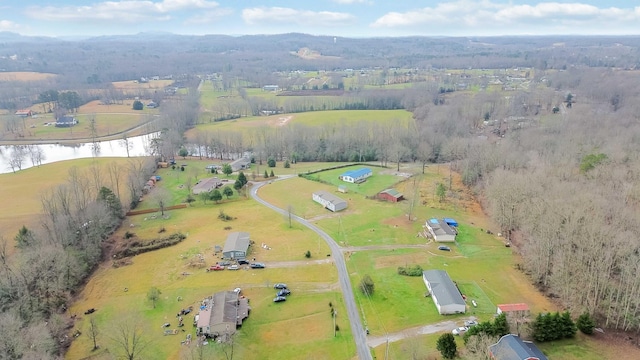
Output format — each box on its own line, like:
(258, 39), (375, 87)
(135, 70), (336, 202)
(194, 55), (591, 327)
(250, 178), (373, 360)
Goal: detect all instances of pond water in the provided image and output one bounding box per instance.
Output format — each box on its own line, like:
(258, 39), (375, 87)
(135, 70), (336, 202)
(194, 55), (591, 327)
(0, 133), (159, 174)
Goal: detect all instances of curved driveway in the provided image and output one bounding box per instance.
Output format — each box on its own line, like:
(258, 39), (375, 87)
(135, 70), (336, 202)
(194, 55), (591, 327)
(251, 179), (372, 360)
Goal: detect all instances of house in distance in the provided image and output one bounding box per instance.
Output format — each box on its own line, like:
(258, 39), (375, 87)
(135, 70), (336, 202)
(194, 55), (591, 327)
(55, 115), (78, 128)
(312, 190), (347, 212)
(339, 168), (372, 183)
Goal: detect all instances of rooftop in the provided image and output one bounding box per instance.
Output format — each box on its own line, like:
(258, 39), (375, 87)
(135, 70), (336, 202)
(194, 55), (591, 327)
(423, 270), (466, 307)
(497, 303), (530, 312)
(489, 334), (548, 360)
(313, 190), (347, 206)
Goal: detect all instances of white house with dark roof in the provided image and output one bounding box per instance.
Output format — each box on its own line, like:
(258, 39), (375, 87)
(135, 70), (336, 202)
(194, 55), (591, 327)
(229, 157), (251, 172)
(222, 232), (250, 260)
(422, 270), (466, 315)
(312, 190), (347, 212)
(425, 218), (457, 242)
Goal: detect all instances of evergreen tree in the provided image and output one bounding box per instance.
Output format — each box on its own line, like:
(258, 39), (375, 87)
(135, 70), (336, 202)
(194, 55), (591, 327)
(284, 160), (290, 168)
(270, 170), (275, 177)
(264, 170), (269, 178)
(14, 225), (34, 248)
(493, 313), (509, 337)
(576, 312), (596, 335)
(267, 157), (276, 167)
(549, 312), (561, 340)
(436, 333), (457, 359)
(98, 186), (124, 219)
(222, 163), (232, 176)
(560, 311), (577, 338)
(237, 171), (248, 186)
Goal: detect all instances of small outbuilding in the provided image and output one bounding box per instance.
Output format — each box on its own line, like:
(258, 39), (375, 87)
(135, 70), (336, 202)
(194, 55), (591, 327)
(378, 188), (404, 202)
(422, 270), (466, 315)
(15, 109), (32, 117)
(497, 303), (530, 316)
(425, 218), (457, 242)
(222, 232), (250, 260)
(312, 190), (347, 212)
(196, 291), (250, 339)
(339, 168), (372, 183)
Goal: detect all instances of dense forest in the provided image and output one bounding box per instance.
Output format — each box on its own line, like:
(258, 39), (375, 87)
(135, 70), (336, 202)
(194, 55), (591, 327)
(1, 33), (640, 357)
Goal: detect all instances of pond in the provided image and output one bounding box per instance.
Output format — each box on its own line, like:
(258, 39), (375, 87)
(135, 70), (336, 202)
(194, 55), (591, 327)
(0, 133), (160, 174)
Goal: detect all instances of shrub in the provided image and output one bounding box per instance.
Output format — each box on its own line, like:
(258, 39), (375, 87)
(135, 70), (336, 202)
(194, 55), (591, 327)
(124, 231), (136, 239)
(576, 312), (596, 335)
(397, 264), (423, 276)
(305, 250), (311, 258)
(436, 333), (457, 359)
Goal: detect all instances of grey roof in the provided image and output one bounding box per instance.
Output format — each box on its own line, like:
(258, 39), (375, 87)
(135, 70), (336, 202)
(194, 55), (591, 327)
(230, 157), (251, 171)
(313, 190), (347, 207)
(427, 218), (457, 236)
(422, 270), (465, 307)
(192, 177), (222, 194)
(198, 291), (250, 330)
(489, 334), (548, 360)
(223, 232), (250, 254)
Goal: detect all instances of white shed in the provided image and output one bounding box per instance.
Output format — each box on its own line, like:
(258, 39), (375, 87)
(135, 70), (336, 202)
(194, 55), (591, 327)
(312, 191), (347, 212)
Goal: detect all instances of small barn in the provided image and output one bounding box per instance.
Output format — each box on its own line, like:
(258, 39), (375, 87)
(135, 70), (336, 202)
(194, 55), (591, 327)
(425, 218), (457, 242)
(339, 168), (372, 183)
(15, 109), (32, 117)
(496, 303), (530, 316)
(422, 270), (466, 315)
(378, 188), (404, 202)
(222, 232), (250, 260)
(312, 191), (347, 212)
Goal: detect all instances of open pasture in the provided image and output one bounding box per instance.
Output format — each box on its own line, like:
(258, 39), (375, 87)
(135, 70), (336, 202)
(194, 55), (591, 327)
(112, 79), (174, 90)
(0, 71), (57, 81)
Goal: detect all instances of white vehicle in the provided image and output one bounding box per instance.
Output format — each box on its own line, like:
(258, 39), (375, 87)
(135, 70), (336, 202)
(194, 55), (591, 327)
(452, 326), (468, 336)
(227, 265), (239, 270)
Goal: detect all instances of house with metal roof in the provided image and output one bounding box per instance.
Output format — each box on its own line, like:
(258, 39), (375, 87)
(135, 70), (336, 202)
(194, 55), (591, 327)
(222, 232), (250, 260)
(339, 168), (372, 183)
(230, 157), (251, 172)
(312, 190), (347, 212)
(422, 270), (466, 315)
(196, 291), (250, 339)
(489, 334), (548, 360)
(192, 177), (222, 194)
(425, 218), (457, 242)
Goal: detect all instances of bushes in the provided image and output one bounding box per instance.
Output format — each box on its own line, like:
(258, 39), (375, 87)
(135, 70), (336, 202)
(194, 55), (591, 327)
(397, 264), (423, 276)
(576, 312), (596, 335)
(114, 232), (186, 258)
(531, 311), (576, 342)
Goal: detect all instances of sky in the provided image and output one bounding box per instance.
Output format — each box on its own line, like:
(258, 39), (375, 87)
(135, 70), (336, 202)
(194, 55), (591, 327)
(0, 0), (638, 38)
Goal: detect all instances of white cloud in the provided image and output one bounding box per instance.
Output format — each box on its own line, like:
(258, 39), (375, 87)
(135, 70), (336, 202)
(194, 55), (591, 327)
(25, 0), (220, 22)
(0, 20), (19, 31)
(332, 0), (368, 4)
(184, 8), (233, 25)
(371, 1), (640, 31)
(242, 7), (356, 27)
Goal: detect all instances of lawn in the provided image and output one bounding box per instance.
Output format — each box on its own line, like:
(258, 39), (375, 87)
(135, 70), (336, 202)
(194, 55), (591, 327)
(66, 174), (354, 359)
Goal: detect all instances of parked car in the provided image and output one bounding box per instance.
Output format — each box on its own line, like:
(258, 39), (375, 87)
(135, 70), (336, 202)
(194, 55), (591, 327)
(273, 296), (287, 303)
(452, 326), (468, 336)
(438, 245), (451, 251)
(205, 164), (221, 170)
(227, 265), (239, 270)
(238, 259), (250, 265)
(464, 320), (478, 327)
(209, 265), (224, 271)
(273, 283), (288, 289)
(219, 261), (231, 266)
(250, 262), (265, 269)
(277, 289), (291, 296)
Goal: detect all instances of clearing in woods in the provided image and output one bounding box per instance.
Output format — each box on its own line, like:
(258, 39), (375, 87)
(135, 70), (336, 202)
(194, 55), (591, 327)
(0, 71), (57, 81)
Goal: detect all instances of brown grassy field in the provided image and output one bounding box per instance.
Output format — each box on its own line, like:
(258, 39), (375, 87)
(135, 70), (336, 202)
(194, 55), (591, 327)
(0, 71), (57, 81)
(112, 79), (173, 90)
(0, 157), (137, 256)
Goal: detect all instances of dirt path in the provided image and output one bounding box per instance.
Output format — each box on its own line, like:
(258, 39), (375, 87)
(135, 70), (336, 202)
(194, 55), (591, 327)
(265, 258), (333, 268)
(366, 317), (477, 348)
(341, 244), (428, 252)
